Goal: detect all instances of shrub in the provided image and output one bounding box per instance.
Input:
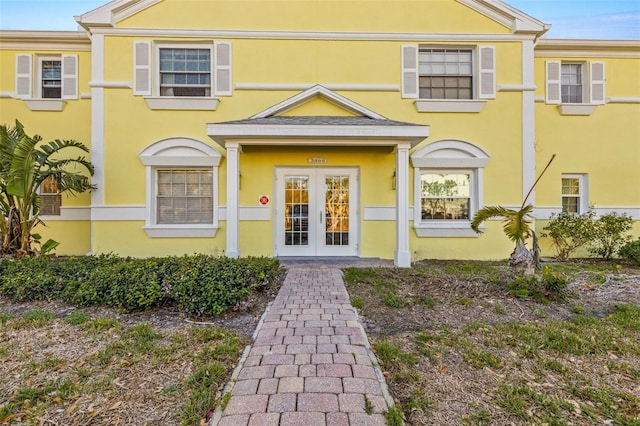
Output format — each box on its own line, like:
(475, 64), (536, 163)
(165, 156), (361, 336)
(507, 267), (569, 302)
(542, 211), (596, 260)
(619, 238), (640, 266)
(588, 212), (633, 260)
(171, 255), (281, 317)
(0, 254), (282, 316)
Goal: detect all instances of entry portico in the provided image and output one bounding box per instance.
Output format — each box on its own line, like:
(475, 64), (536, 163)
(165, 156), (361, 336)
(207, 86), (429, 267)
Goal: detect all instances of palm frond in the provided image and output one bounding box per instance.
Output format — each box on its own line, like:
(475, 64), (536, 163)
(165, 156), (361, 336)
(470, 205), (512, 233)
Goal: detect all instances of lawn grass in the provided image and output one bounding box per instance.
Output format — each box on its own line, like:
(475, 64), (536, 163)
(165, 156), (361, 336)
(345, 261), (640, 425)
(0, 308), (245, 425)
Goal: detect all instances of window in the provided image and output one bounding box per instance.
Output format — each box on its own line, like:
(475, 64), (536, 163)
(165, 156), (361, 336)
(418, 49), (473, 100)
(138, 138), (222, 238)
(40, 176), (61, 216)
(561, 63), (583, 104)
(159, 48), (211, 97)
(546, 61), (605, 107)
(411, 140), (489, 237)
(157, 170), (213, 224)
(41, 60), (62, 99)
(14, 54), (78, 104)
(420, 172), (471, 220)
(561, 174), (587, 214)
(402, 45), (495, 112)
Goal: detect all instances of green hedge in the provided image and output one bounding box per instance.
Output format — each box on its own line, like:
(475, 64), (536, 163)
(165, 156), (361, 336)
(0, 255), (282, 317)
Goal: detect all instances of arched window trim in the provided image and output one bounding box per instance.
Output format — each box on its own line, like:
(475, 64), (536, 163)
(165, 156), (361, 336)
(411, 139), (490, 237)
(138, 138), (222, 238)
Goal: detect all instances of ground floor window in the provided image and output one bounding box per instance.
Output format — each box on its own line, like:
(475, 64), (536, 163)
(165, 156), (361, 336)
(420, 172), (471, 220)
(562, 174), (587, 214)
(411, 140), (489, 237)
(40, 176), (61, 216)
(157, 169), (213, 224)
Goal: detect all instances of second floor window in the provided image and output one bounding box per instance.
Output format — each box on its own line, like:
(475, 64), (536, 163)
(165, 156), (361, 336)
(41, 60), (62, 99)
(159, 48), (212, 97)
(419, 49), (473, 100)
(561, 64), (583, 103)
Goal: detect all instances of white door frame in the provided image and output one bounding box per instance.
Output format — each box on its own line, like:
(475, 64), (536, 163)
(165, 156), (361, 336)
(274, 167), (359, 257)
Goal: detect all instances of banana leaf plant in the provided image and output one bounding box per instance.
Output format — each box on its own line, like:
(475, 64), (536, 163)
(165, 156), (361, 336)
(0, 120), (94, 256)
(471, 155), (556, 274)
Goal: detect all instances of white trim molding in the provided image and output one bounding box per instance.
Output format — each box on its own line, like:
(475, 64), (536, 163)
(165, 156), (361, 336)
(143, 96), (220, 111)
(41, 206), (91, 221)
(606, 97), (640, 104)
(91, 205), (146, 221)
(535, 207), (640, 220)
(88, 81), (132, 88)
(558, 104), (598, 116)
(218, 206), (271, 221)
(414, 99), (487, 113)
(23, 99), (66, 111)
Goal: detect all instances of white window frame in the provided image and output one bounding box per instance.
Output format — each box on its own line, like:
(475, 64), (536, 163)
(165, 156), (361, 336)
(419, 170), (475, 221)
(39, 175), (61, 216)
(154, 43), (214, 98)
(560, 62), (586, 104)
(418, 47), (475, 101)
(411, 140), (489, 237)
(139, 138), (222, 238)
(561, 174), (588, 214)
(36, 56), (62, 99)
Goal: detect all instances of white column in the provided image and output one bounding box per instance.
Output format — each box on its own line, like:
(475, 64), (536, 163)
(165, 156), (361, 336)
(522, 40), (536, 204)
(89, 34), (105, 255)
(225, 142), (241, 258)
(395, 143), (411, 267)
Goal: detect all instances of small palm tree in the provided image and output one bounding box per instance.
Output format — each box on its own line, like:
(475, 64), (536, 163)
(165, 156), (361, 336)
(0, 120), (94, 256)
(471, 155), (555, 274)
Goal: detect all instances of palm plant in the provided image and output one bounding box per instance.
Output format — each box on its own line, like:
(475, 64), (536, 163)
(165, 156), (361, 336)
(0, 120), (94, 256)
(471, 155), (555, 274)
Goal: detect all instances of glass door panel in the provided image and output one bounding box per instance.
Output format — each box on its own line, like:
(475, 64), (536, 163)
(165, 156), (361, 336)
(324, 175), (349, 246)
(284, 176), (309, 247)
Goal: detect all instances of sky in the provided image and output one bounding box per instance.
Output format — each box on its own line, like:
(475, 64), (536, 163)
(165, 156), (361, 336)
(0, 0), (638, 40)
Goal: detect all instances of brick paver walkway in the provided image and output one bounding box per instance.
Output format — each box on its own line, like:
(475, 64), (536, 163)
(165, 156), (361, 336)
(211, 265), (394, 426)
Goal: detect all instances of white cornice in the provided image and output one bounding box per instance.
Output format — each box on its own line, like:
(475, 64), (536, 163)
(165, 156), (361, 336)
(75, 0), (162, 30)
(0, 30), (90, 51)
(85, 27), (538, 42)
(535, 39), (640, 58)
(455, 0), (549, 36)
(207, 124), (430, 148)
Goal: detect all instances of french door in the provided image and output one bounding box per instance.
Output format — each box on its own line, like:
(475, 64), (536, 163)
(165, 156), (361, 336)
(275, 167), (358, 257)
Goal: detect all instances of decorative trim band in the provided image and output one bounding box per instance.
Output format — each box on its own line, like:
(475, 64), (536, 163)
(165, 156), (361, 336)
(607, 97), (640, 104)
(0, 92), (13, 98)
(88, 27), (537, 42)
(497, 84), (537, 92)
(81, 93), (92, 99)
(88, 81), (132, 89)
(414, 99), (486, 113)
(235, 83), (400, 92)
(143, 96), (220, 110)
(40, 207), (91, 221)
(535, 207), (640, 220)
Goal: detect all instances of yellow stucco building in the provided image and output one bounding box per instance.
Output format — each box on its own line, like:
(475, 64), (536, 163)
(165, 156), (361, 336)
(1, 0), (638, 266)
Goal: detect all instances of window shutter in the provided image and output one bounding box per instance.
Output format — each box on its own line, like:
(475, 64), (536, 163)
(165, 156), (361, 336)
(134, 41), (151, 96)
(478, 46), (495, 99)
(546, 60), (561, 104)
(15, 54), (32, 99)
(214, 42), (232, 96)
(61, 55), (78, 99)
(590, 61), (605, 105)
(401, 45), (418, 98)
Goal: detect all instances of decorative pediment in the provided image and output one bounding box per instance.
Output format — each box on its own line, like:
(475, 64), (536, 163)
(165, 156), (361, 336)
(75, 0), (161, 29)
(251, 85), (387, 119)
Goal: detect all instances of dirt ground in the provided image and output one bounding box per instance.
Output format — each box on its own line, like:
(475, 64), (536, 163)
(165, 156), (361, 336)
(345, 260), (640, 425)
